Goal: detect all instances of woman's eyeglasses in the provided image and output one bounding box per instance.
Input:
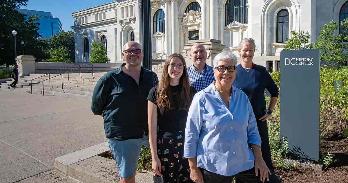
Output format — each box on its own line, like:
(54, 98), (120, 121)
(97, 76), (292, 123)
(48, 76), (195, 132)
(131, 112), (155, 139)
(214, 65), (236, 73)
(169, 63), (184, 69)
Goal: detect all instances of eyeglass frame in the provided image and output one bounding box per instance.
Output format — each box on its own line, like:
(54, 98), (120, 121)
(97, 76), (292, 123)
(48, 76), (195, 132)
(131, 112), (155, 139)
(122, 48), (142, 54)
(214, 65), (236, 73)
(169, 63), (185, 69)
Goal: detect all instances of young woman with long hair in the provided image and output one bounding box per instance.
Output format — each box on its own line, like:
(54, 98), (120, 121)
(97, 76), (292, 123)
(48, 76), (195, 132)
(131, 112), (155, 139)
(147, 53), (196, 183)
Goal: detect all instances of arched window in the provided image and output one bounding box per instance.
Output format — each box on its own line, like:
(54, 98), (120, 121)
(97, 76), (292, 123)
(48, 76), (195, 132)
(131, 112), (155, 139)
(339, 1), (348, 34)
(83, 37), (89, 62)
(276, 9), (289, 43)
(130, 31), (135, 41)
(185, 2), (201, 13)
(225, 0), (248, 25)
(101, 35), (107, 51)
(153, 9), (165, 33)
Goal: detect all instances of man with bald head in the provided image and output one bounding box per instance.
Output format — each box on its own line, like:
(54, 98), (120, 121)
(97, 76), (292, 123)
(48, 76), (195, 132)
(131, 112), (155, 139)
(92, 41), (158, 183)
(187, 43), (215, 91)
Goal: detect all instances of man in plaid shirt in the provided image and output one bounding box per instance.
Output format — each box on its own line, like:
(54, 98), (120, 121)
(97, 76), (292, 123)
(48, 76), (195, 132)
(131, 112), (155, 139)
(187, 43), (215, 91)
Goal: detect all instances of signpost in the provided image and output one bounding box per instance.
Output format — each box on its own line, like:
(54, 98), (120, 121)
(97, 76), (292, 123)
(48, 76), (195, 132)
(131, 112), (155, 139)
(280, 49), (320, 161)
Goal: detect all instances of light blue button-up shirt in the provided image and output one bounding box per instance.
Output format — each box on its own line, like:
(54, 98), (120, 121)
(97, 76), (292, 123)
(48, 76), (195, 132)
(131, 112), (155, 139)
(184, 83), (261, 176)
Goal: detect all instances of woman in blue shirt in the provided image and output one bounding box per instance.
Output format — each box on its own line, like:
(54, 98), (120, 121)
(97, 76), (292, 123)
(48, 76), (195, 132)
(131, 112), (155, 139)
(184, 50), (270, 183)
(148, 53), (196, 182)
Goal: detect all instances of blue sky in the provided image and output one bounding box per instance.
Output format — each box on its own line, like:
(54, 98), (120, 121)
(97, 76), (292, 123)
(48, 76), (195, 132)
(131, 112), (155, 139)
(22, 0), (113, 31)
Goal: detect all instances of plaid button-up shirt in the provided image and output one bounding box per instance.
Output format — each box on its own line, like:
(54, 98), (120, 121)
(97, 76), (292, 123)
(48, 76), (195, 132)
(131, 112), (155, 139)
(187, 64), (215, 92)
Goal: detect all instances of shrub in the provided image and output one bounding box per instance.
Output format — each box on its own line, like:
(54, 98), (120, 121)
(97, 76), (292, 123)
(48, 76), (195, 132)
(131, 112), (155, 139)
(48, 47), (70, 62)
(284, 31), (312, 50)
(320, 67), (348, 139)
(90, 42), (109, 63)
(0, 68), (12, 79)
(137, 146), (151, 171)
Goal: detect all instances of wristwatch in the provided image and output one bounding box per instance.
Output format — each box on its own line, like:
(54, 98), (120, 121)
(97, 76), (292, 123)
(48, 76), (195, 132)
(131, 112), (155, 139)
(266, 109), (273, 115)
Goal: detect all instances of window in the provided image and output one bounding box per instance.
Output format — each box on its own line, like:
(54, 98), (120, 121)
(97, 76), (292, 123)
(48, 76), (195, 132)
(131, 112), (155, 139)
(153, 9), (165, 33)
(189, 30), (199, 40)
(101, 35), (107, 51)
(130, 31), (135, 41)
(276, 9), (289, 43)
(185, 2), (201, 13)
(225, 0), (248, 25)
(339, 1), (348, 34)
(83, 37), (89, 62)
(266, 61), (273, 72)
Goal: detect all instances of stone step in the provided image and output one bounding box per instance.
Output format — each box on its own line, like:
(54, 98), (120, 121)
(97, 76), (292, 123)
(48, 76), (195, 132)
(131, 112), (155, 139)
(54, 143), (152, 183)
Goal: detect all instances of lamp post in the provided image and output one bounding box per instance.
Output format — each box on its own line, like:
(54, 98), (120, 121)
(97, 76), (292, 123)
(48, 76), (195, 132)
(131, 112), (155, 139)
(12, 30), (17, 64)
(141, 0), (151, 70)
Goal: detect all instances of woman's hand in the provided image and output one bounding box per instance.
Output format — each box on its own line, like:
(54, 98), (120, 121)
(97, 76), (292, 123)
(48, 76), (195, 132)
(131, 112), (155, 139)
(152, 156), (162, 176)
(258, 113), (271, 121)
(254, 156), (270, 182)
(190, 167), (204, 183)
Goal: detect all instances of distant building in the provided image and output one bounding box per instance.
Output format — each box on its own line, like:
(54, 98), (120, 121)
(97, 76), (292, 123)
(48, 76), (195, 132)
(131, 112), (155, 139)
(72, 0), (348, 69)
(19, 9), (62, 39)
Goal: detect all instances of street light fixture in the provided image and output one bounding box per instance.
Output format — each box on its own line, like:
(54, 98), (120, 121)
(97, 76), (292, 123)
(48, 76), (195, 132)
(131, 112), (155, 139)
(11, 30), (17, 64)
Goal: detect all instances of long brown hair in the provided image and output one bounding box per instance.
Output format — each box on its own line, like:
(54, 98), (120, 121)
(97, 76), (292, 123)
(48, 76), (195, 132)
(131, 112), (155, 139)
(157, 53), (192, 112)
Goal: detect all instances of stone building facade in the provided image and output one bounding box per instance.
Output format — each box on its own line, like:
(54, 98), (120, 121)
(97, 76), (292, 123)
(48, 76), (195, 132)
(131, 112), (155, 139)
(72, 0), (348, 69)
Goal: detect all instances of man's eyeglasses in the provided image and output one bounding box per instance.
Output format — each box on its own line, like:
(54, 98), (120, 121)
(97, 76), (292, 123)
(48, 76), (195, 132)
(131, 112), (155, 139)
(123, 49), (141, 54)
(215, 65), (236, 73)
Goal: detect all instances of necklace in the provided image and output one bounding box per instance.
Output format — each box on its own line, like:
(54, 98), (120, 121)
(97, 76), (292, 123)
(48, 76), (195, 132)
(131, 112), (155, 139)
(244, 67), (252, 72)
(242, 63), (254, 72)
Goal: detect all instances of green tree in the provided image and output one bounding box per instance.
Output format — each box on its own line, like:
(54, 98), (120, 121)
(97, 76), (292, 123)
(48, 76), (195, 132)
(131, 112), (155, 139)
(314, 20), (348, 66)
(284, 31), (312, 50)
(90, 42), (109, 63)
(48, 47), (70, 62)
(48, 31), (75, 62)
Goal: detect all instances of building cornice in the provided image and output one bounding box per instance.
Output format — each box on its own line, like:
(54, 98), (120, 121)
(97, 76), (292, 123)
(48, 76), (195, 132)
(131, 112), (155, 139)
(72, 18), (118, 30)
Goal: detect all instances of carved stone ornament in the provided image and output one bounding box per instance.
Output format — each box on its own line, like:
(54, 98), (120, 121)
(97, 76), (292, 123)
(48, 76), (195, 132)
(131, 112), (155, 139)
(151, 0), (164, 10)
(153, 32), (165, 39)
(120, 17), (136, 28)
(226, 21), (248, 31)
(183, 10), (201, 26)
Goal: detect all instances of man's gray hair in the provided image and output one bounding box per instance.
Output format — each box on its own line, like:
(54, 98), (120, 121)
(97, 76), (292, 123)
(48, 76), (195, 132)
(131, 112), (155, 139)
(122, 41), (142, 51)
(239, 38), (256, 51)
(213, 49), (238, 67)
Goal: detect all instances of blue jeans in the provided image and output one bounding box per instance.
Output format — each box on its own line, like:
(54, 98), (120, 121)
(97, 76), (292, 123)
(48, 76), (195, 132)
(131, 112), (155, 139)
(108, 136), (148, 178)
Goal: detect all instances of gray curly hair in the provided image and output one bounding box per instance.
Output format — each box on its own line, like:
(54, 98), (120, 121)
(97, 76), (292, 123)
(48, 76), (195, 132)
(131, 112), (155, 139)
(213, 49), (238, 67)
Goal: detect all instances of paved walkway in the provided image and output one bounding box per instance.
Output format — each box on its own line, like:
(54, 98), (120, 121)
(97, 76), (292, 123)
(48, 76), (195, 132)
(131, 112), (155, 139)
(0, 90), (105, 183)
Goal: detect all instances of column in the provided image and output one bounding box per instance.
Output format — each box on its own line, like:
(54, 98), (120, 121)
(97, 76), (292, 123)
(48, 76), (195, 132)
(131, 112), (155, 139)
(201, 0), (208, 39)
(165, 1), (171, 54)
(210, 0), (218, 39)
(171, 0), (178, 52)
(219, 7), (224, 41)
(137, 1), (143, 43)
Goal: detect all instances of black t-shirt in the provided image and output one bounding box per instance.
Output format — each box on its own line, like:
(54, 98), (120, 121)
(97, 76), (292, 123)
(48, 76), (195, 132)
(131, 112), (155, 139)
(147, 85), (196, 133)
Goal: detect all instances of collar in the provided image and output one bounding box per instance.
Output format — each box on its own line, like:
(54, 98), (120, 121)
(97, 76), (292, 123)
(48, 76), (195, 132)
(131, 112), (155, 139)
(191, 64), (207, 73)
(115, 63), (143, 74)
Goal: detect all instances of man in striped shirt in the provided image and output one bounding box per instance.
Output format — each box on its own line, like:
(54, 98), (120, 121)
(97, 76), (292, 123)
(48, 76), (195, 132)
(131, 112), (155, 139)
(187, 43), (215, 91)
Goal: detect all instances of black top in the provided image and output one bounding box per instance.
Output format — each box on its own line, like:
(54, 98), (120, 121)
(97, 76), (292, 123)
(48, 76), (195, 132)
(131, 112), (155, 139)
(91, 65), (158, 140)
(147, 85), (196, 133)
(234, 64), (279, 118)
